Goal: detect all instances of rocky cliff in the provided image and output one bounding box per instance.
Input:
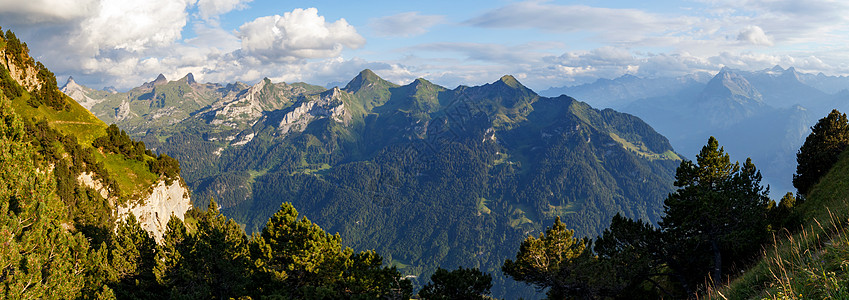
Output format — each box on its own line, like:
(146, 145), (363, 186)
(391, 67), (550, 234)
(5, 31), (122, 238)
(77, 173), (193, 243)
(116, 180), (192, 243)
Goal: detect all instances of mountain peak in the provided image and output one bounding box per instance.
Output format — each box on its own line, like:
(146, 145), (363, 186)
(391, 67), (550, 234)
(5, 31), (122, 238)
(62, 76), (79, 90)
(181, 73), (196, 85)
(153, 73), (167, 85)
(343, 69), (395, 93)
(498, 75), (523, 89)
(702, 68), (762, 102)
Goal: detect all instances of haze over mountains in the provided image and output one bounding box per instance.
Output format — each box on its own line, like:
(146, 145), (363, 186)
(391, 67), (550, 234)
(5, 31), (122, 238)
(542, 65), (849, 194)
(63, 69), (681, 298)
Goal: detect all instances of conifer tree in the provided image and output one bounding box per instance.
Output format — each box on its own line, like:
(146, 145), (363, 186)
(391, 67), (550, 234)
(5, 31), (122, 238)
(0, 95), (89, 299)
(419, 267), (493, 300)
(502, 216), (598, 299)
(110, 213), (158, 299)
(794, 109), (849, 196)
(659, 137), (770, 287)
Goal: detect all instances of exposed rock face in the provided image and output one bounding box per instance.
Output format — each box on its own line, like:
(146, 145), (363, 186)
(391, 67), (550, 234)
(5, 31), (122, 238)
(278, 87), (350, 135)
(77, 172), (193, 243)
(1, 49), (41, 91)
(117, 180), (192, 243)
(61, 76), (102, 109)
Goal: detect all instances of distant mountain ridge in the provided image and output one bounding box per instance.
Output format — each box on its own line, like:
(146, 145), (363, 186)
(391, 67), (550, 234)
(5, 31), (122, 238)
(541, 65), (849, 194)
(66, 69), (682, 299)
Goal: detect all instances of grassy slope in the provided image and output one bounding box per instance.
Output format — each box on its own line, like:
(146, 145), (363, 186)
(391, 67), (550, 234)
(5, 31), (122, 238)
(713, 150), (849, 299)
(7, 77), (158, 201)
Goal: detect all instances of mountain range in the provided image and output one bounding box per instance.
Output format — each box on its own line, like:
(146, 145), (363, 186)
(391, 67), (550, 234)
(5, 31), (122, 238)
(64, 69), (682, 298)
(542, 65), (849, 194)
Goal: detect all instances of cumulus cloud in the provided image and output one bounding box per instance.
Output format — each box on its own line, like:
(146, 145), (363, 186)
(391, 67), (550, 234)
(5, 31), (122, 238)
(736, 26), (772, 46)
(77, 0), (192, 53)
(369, 12), (445, 37)
(196, 0), (252, 20)
(237, 8), (365, 62)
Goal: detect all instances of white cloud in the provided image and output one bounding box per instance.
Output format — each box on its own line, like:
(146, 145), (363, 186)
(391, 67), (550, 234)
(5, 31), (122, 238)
(369, 12), (445, 37)
(736, 26), (772, 46)
(237, 8), (365, 62)
(465, 1), (693, 43)
(78, 0), (193, 53)
(196, 0), (252, 20)
(0, 0), (97, 24)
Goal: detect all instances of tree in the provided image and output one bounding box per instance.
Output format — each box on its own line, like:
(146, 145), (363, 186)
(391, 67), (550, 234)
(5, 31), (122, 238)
(594, 214), (680, 298)
(659, 137), (770, 287)
(502, 216), (600, 299)
(0, 94), (90, 299)
(419, 267), (493, 300)
(110, 213), (158, 299)
(250, 202), (411, 299)
(160, 199), (252, 299)
(794, 109), (849, 196)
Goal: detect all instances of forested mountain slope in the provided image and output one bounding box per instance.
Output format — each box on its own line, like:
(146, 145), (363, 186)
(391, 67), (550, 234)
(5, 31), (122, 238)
(72, 68), (682, 297)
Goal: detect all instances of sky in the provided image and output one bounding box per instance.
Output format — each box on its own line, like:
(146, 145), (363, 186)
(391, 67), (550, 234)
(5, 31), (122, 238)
(1, 0), (848, 91)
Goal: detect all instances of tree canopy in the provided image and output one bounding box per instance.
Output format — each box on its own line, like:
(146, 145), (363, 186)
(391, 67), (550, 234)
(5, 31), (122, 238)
(794, 109), (849, 196)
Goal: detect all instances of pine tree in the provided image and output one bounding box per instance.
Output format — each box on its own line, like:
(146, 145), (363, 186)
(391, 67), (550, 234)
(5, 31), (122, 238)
(794, 109), (849, 196)
(250, 202), (411, 299)
(659, 137), (770, 287)
(0, 94), (89, 299)
(162, 199), (251, 299)
(419, 267), (493, 300)
(502, 216), (598, 299)
(110, 213), (158, 299)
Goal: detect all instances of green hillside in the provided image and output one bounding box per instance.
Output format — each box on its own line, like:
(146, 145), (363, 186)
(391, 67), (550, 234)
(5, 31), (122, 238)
(713, 149), (849, 299)
(81, 68), (683, 298)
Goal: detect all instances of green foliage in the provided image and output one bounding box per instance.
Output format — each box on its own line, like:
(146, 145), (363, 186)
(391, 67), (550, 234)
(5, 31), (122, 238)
(419, 267), (493, 300)
(660, 137), (771, 288)
(110, 213), (158, 299)
(504, 137), (773, 299)
(93, 124), (149, 161)
(793, 109), (849, 196)
(250, 202), (411, 299)
(502, 217), (600, 299)
(148, 153), (181, 185)
(0, 93), (90, 299)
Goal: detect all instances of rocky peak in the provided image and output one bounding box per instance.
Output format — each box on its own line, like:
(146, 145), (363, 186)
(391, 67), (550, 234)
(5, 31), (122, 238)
(153, 73), (167, 85)
(61, 76), (81, 91)
(702, 69), (762, 102)
(181, 73), (197, 85)
(60, 75), (101, 109)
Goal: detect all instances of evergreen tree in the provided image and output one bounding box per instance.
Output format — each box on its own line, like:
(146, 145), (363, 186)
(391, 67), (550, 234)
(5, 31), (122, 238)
(0, 94), (89, 299)
(502, 216), (599, 299)
(163, 200), (251, 299)
(659, 137), (770, 287)
(110, 213), (158, 299)
(419, 267), (493, 300)
(794, 109), (849, 196)
(250, 202), (411, 299)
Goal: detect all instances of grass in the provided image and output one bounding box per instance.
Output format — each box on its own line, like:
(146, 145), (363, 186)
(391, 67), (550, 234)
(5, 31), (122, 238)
(11, 92), (106, 146)
(608, 132), (681, 161)
(101, 152), (158, 202)
(389, 259), (411, 270)
(541, 203), (576, 219)
(476, 197), (492, 215)
(508, 204), (536, 229)
(707, 150), (849, 299)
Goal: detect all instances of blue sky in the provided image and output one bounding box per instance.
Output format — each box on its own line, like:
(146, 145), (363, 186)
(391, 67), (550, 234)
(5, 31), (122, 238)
(1, 0), (848, 91)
